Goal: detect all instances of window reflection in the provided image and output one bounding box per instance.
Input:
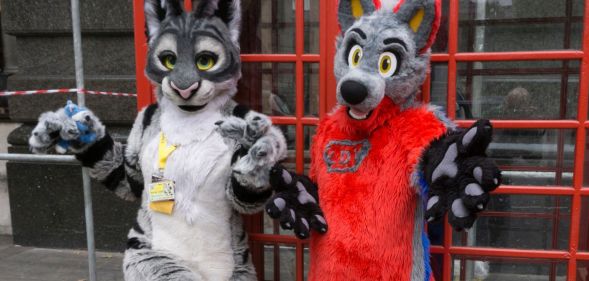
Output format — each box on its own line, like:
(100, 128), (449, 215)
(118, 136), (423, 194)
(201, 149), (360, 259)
(458, 0), (585, 52)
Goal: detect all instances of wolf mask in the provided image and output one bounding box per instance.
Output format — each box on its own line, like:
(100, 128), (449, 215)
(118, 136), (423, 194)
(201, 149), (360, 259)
(334, 0), (441, 119)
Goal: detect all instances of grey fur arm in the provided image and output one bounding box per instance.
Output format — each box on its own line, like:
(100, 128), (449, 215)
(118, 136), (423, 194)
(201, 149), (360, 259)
(76, 104), (158, 201)
(218, 104), (287, 214)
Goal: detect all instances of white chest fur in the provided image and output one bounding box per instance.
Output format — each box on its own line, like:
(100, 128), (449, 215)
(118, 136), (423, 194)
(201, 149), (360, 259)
(139, 105), (236, 280)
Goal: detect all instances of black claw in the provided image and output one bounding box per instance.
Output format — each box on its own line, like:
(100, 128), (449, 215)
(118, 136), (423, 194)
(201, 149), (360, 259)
(253, 116), (261, 121)
(215, 120), (224, 126)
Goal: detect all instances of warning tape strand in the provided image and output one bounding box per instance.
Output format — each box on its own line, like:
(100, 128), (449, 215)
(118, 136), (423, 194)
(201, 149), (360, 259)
(0, 88), (137, 97)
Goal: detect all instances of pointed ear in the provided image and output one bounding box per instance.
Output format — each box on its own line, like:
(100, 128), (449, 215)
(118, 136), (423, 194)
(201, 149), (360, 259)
(144, 0), (184, 42)
(195, 0), (242, 44)
(338, 0), (381, 31)
(395, 0), (441, 53)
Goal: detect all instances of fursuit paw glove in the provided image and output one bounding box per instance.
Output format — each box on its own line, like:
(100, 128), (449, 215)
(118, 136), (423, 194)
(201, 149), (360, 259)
(216, 111), (287, 190)
(29, 102), (106, 155)
(421, 119), (502, 231)
(266, 164), (328, 239)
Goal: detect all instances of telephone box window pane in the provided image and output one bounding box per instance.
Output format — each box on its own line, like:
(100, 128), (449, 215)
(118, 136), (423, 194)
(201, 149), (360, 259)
(577, 197), (589, 251)
(491, 129), (575, 187)
(237, 63), (296, 116)
(577, 261), (589, 281)
(241, 0), (296, 54)
(458, 0), (584, 52)
(251, 242), (297, 281)
(304, 0), (320, 54)
(452, 256), (567, 281)
(456, 60), (580, 120)
(452, 195), (571, 250)
(304, 63), (320, 117)
(304, 126), (316, 174)
(430, 63), (449, 112)
(431, 0), (449, 53)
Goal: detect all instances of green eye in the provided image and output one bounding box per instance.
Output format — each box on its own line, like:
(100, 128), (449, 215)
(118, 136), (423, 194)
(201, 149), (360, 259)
(196, 54), (217, 71)
(160, 54), (176, 70)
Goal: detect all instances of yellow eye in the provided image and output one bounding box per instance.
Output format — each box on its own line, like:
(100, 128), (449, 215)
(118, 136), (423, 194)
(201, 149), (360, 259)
(196, 55), (217, 71)
(378, 52), (399, 77)
(348, 45), (363, 68)
(160, 54), (176, 70)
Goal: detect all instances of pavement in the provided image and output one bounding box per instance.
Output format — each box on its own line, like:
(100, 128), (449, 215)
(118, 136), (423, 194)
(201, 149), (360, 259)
(0, 235), (124, 281)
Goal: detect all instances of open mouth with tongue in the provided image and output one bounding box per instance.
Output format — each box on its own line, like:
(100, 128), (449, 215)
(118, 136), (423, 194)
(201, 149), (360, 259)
(348, 107), (372, 120)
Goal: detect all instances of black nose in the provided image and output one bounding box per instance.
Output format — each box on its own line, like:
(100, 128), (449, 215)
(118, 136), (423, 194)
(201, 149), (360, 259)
(340, 80), (368, 105)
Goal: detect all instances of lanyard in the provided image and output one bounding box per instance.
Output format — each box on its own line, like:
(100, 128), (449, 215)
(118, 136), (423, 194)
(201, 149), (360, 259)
(158, 132), (177, 172)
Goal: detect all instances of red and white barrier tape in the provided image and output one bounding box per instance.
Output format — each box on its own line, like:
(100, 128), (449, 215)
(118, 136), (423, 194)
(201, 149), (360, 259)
(0, 88), (137, 97)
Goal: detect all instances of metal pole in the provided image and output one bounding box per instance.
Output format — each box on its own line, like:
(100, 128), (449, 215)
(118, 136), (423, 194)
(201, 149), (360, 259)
(70, 1), (96, 281)
(0, 153), (78, 163)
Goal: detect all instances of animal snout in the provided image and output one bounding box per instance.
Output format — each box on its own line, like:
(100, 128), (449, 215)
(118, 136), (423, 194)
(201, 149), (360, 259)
(341, 80), (368, 105)
(170, 80), (200, 100)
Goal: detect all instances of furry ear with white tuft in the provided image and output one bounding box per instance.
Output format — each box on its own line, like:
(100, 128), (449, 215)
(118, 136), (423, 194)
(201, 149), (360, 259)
(337, 0), (381, 32)
(144, 0), (184, 42)
(195, 0), (242, 44)
(394, 0), (441, 53)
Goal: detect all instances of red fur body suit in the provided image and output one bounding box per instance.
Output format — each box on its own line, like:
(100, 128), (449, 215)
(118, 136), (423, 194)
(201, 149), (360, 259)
(308, 98), (446, 280)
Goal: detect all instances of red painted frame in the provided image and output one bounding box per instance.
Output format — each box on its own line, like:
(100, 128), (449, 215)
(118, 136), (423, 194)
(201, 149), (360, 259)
(132, 0), (589, 280)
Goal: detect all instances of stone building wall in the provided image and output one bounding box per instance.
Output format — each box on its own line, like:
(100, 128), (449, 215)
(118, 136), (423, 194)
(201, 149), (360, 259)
(1, 0), (139, 251)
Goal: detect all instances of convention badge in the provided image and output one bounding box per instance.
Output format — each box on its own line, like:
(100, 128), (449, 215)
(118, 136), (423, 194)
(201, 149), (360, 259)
(148, 179), (175, 202)
(149, 176), (176, 215)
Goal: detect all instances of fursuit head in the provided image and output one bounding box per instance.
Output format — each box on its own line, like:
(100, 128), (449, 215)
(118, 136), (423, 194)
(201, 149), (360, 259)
(28, 0), (293, 280)
(264, 0), (502, 280)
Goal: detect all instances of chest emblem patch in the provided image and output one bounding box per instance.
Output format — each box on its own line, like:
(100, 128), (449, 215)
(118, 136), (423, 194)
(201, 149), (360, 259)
(323, 139), (371, 173)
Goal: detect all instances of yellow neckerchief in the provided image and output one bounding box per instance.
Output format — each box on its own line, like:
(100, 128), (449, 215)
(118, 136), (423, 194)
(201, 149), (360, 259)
(149, 132), (177, 215)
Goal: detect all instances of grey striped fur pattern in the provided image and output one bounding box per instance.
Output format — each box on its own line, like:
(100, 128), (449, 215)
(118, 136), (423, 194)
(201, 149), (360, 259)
(29, 0), (286, 280)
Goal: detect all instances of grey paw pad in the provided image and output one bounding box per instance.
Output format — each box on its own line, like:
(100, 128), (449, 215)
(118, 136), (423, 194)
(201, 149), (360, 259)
(426, 196), (440, 210)
(281, 169), (293, 184)
(451, 199), (470, 218)
(273, 198), (286, 211)
(473, 167), (483, 183)
(432, 143), (458, 182)
(300, 218), (309, 230)
(462, 127), (477, 147)
(296, 182), (317, 204)
(315, 215), (326, 224)
(465, 183), (484, 196)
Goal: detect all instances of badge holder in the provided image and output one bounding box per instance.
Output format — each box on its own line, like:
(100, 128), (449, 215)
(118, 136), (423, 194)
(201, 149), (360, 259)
(149, 133), (177, 215)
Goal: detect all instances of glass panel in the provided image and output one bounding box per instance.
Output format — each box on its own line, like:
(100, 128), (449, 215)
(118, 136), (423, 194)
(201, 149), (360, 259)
(456, 61), (580, 120)
(458, 0), (584, 52)
(430, 63), (449, 112)
(431, 0), (449, 53)
(304, 63), (320, 117)
(303, 245), (310, 281)
(304, 0), (320, 54)
(576, 261), (589, 280)
(304, 126), (316, 175)
(260, 243), (296, 281)
(237, 63), (296, 116)
(452, 256), (567, 281)
(577, 197), (589, 251)
(491, 129), (575, 186)
(452, 195), (571, 250)
(430, 254), (445, 281)
(241, 0), (296, 53)
(278, 124), (296, 170)
(428, 219), (444, 246)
